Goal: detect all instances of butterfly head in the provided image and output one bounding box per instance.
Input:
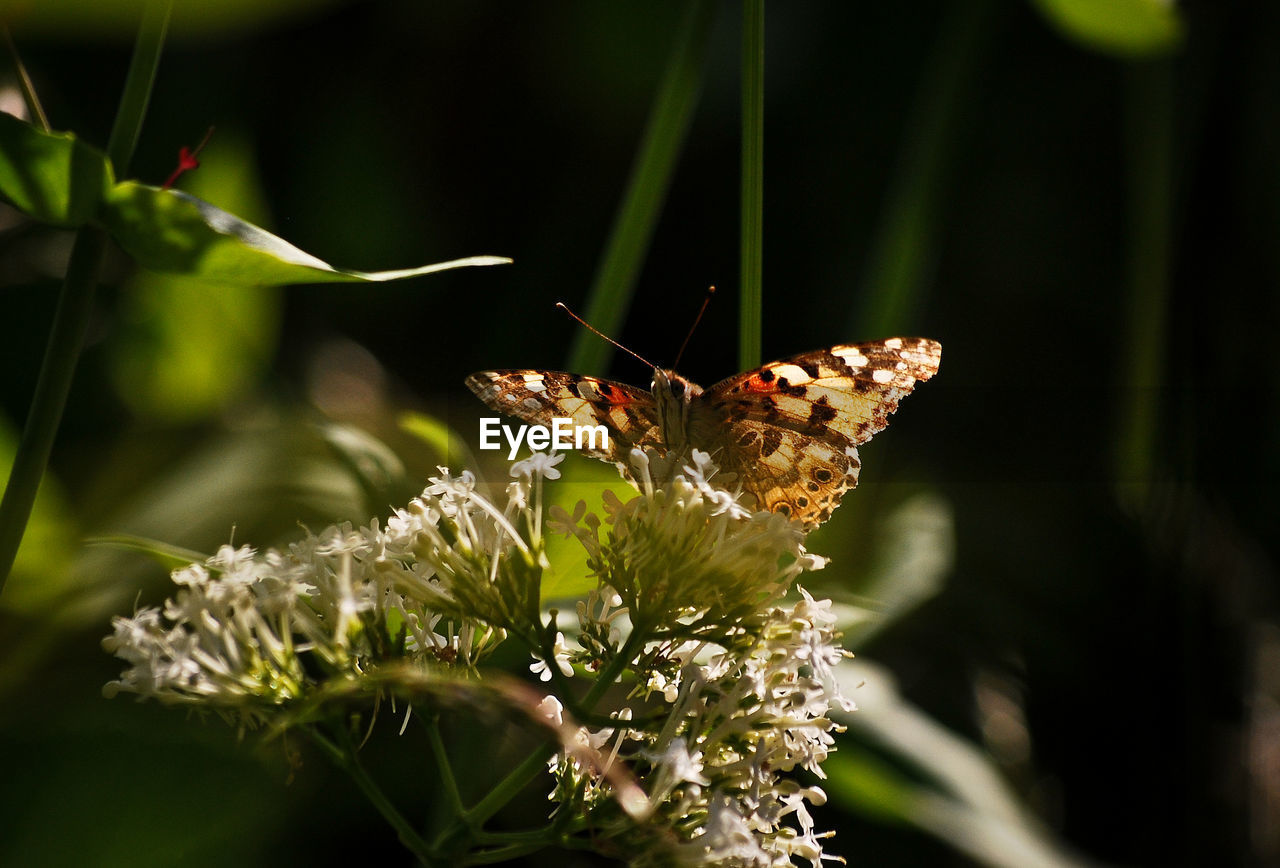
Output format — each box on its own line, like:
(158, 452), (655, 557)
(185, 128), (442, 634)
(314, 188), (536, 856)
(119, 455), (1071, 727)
(652, 369), (702, 450)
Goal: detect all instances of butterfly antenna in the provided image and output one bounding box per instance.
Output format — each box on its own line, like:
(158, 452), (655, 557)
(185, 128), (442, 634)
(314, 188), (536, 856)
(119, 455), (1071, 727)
(672, 285), (716, 368)
(556, 302), (657, 370)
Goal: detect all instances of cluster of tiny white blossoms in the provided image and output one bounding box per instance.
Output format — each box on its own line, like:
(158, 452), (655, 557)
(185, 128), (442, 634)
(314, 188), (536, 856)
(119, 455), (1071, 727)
(546, 449), (850, 866)
(105, 445), (855, 865)
(102, 459), (560, 724)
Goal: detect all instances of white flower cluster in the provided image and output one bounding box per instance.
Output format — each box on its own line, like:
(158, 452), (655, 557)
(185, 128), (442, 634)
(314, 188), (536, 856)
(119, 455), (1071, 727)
(105, 447), (854, 865)
(102, 464), (553, 722)
(547, 587), (851, 867)
(550, 448), (826, 642)
(548, 450), (846, 865)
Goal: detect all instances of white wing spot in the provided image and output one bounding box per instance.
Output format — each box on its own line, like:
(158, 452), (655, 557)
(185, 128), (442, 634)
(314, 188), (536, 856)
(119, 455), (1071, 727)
(772, 364), (812, 383)
(895, 361), (907, 371)
(884, 337), (903, 350)
(521, 375), (547, 393)
(522, 397), (543, 411)
(834, 348), (870, 368)
(872, 368), (894, 384)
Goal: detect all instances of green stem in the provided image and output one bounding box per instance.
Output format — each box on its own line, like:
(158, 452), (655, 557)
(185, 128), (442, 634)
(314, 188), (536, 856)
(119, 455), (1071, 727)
(313, 724), (439, 865)
(0, 0), (172, 597)
(739, 0), (764, 371)
(105, 0), (171, 171)
(425, 715), (466, 818)
(454, 621), (652, 836)
(1114, 59), (1174, 508)
(461, 741), (557, 829)
(567, 0), (718, 374)
(1, 28), (50, 131)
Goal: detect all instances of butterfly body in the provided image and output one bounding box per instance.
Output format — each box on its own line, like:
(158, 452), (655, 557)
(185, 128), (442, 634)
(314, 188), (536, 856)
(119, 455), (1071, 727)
(466, 338), (941, 529)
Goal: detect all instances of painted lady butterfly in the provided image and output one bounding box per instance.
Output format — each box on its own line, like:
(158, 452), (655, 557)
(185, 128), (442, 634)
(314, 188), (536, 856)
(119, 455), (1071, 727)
(466, 337), (941, 529)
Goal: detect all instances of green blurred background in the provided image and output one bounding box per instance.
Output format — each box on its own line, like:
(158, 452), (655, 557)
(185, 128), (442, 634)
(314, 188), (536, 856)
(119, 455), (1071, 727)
(1, 1), (1277, 865)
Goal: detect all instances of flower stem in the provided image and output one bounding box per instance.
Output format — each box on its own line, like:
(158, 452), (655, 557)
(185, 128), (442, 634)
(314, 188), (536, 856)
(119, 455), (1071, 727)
(0, 0), (172, 597)
(1, 28), (50, 131)
(312, 723), (440, 865)
(459, 741), (556, 830)
(739, 0), (764, 371)
(425, 714), (466, 817)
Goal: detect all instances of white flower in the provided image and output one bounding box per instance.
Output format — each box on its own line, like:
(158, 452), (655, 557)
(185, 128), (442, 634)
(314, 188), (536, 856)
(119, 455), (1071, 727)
(510, 450), (564, 481)
(537, 694), (564, 727)
(530, 631), (575, 682)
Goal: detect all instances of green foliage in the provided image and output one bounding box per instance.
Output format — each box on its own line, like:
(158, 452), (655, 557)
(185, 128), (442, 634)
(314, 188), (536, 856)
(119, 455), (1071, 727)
(1031, 0), (1183, 56)
(107, 135), (280, 422)
(0, 112), (112, 226)
(0, 115), (510, 286)
(0, 421), (76, 615)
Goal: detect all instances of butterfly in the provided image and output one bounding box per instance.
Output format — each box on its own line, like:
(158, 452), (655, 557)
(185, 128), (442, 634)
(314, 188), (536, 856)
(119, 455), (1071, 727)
(466, 337), (941, 529)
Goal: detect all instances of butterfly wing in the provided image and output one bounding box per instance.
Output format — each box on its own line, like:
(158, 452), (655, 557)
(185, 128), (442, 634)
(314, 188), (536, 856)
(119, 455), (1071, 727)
(695, 338), (941, 528)
(465, 370), (663, 465)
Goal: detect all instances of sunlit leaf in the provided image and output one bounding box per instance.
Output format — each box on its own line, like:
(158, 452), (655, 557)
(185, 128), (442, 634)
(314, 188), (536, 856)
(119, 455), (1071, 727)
(102, 180), (511, 285)
(1031, 0), (1183, 56)
(0, 112), (112, 227)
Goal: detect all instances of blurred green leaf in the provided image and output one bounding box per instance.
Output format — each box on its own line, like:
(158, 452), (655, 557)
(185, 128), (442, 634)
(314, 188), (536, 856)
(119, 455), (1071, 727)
(0, 0), (342, 39)
(318, 422), (408, 511)
(401, 411), (476, 471)
(109, 272), (278, 421)
(107, 135), (280, 422)
(541, 455), (635, 602)
(0, 418), (77, 615)
(840, 492), (955, 647)
(0, 112), (112, 227)
(102, 180), (510, 285)
(833, 661), (1090, 868)
(85, 534), (210, 570)
(1031, 0), (1183, 56)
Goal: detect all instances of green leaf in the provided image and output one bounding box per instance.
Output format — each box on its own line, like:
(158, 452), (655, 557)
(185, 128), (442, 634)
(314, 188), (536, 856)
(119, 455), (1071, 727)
(1031, 0), (1183, 56)
(0, 113), (113, 227)
(101, 180), (510, 285)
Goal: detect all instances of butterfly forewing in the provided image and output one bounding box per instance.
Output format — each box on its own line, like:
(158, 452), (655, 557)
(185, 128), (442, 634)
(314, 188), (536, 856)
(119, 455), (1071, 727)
(688, 338), (940, 527)
(465, 370), (663, 464)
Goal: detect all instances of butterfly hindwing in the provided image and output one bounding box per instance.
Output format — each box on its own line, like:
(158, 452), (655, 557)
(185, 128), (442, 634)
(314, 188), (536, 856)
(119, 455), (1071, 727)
(465, 370), (662, 464)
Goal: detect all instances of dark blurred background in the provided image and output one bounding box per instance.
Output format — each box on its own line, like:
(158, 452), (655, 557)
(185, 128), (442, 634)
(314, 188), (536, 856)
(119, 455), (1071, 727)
(1, 1), (1277, 865)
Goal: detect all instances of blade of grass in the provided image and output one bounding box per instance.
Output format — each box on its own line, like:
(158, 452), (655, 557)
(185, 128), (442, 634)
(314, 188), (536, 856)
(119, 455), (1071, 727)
(1, 28), (50, 132)
(1114, 59), (1173, 509)
(850, 0), (995, 337)
(739, 0), (764, 371)
(567, 0), (718, 374)
(0, 0), (173, 596)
